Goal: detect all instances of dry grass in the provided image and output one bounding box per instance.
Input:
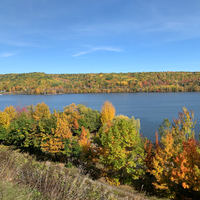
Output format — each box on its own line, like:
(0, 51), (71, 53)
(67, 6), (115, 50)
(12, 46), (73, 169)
(0, 145), (169, 200)
(0, 180), (39, 200)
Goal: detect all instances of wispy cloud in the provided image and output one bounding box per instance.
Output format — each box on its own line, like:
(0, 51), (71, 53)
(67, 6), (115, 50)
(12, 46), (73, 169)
(73, 46), (122, 57)
(1, 52), (18, 57)
(0, 35), (46, 48)
(1, 39), (30, 47)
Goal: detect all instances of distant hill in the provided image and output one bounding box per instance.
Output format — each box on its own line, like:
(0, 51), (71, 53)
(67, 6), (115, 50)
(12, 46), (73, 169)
(0, 71), (200, 94)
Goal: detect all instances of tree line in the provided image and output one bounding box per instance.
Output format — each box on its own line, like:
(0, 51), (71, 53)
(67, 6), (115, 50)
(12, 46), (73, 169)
(1, 71), (200, 94)
(0, 101), (199, 199)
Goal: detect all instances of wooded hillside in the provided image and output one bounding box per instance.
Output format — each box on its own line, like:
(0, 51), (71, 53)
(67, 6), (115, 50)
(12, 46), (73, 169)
(0, 71), (200, 94)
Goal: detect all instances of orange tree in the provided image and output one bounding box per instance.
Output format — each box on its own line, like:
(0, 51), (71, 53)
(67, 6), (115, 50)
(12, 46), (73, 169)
(170, 138), (200, 199)
(151, 107), (197, 198)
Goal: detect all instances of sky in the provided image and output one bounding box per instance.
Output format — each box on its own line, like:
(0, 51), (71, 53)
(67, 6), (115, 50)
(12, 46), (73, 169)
(0, 0), (200, 74)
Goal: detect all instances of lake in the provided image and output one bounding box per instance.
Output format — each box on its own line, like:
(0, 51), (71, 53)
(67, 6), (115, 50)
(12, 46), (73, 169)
(0, 92), (200, 141)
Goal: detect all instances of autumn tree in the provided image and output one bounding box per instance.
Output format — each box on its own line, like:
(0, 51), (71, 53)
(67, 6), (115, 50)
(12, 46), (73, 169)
(33, 102), (51, 121)
(79, 126), (90, 147)
(40, 111), (72, 155)
(144, 139), (154, 172)
(100, 101), (115, 125)
(0, 106), (17, 128)
(64, 103), (80, 124)
(78, 126), (91, 159)
(171, 138), (200, 193)
(0, 106), (17, 140)
(64, 103), (82, 136)
(98, 115), (145, 185)
(151, 131), (178, 198)
(151, 107), (197, 198)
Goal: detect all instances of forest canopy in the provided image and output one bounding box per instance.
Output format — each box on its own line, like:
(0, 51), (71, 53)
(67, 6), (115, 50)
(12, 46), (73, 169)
(0, 71), (200, 94)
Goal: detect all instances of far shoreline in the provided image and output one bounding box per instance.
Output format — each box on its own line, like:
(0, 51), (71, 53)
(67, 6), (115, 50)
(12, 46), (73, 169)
(1, 90), (200, 96)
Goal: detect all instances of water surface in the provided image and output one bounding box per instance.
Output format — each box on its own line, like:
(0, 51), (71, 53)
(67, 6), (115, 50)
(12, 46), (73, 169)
(0, 92), (200, 141)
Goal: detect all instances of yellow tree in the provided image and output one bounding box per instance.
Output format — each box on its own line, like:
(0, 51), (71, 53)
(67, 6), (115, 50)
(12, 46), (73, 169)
(100, 101), (115, 125)
(151, 131), (179, 195)
(33, 102), (51, 121)
(41, 112), (72, 154)
(0, 106), (17, 129)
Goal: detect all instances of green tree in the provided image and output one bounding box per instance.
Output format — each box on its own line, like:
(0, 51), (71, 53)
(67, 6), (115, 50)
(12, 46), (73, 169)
(7, 112), (36, 147)
(77, 104), (101, 132)
(98, 116), (145, 185)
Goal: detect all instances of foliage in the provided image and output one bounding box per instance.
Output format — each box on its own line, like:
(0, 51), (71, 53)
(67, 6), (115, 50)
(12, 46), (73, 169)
(150, 107), (198, 198)
(100, 100), (115, 125)
(98, 115), (146, 184)
(8, 112), (36, 146)
(33, 102), (51, 121)
(144, 139), (154, 172)
(1, 71), (200, 94)
(0, 106), (17, 129)
(79, 126), (90, 147)
(77, 104), (101, 132)
(63, 138), (81, 158)
(64, 103), (81, 134)
(0, 126), (7, 141)
(0, 106), (17, 141)
(151, 132), (178, 198)
(32, 116), (57, 150)
(171, 138), (200, 192)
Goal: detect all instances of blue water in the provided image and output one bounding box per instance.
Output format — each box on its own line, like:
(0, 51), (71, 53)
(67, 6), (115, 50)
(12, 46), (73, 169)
(0, 93), (200, 141)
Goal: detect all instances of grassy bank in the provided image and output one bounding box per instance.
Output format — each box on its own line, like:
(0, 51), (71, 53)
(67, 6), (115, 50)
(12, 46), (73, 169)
(0, 144), (170, 200)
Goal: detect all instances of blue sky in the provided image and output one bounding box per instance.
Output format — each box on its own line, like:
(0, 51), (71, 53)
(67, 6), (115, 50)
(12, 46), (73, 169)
(0, 0), (200, 74)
